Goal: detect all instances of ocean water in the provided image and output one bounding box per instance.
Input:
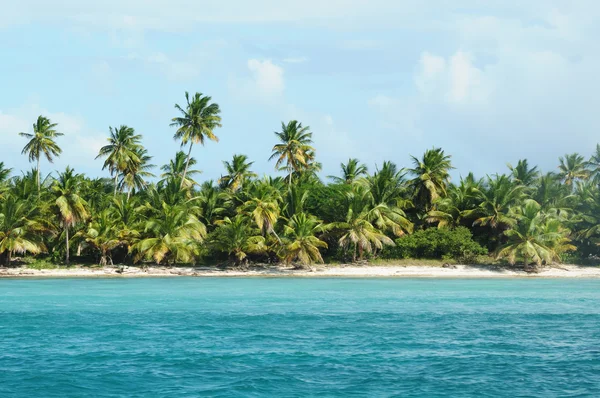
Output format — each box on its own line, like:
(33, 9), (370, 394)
(1, 278), (599, 397)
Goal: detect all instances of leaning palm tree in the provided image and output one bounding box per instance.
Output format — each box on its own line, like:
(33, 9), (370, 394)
(269, 120), (315, 185)
(329, 158), (368, 184)
(171, 91), (222, 189)
(281, 213), (329, 266)
(558, 153), (589, 186)
(409, 148), (453, 211)
(96, 125), (142, 196)
(219, 154), (257, 191)
(52, 167), (90, 265)
(0, 195), (47, 265)
(19, 115), (63, 193)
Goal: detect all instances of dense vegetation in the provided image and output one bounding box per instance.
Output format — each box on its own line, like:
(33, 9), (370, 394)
(1, 92), (599, 271)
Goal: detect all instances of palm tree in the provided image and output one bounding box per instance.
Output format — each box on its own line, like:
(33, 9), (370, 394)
(0, 162), (12, 184)
(427, 173), (482, 228)
(587, 144), (600, 184)
(466, 174), (525, 230)
(329, 158), (368, 184)
(96, 125), (142, 196)
(281, 213), (328, 266)
(119, 147), (155, 199)
(219, 154), (257, 191)
(332, 188), (395, 261)
(0, 195), (47, 265)
(497, 200), (573, 270)
(558, 153), (589, 186)
(269, 120), (315, 185)
(19, 116), (63, 193)
(240, 181), (282, 237)
(134, 203), (206, 265)
(75, 210), (124, 266)
(508, 159), (539, 187)
(211, 215), (266, 266)
(160, 151), (201, 188)
(409, 148), (453, 211)
(171, 92), (222, 189)
(52, 167), (89, 265)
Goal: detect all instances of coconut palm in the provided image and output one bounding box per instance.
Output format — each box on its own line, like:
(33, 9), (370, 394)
(211, 215), (266, 266)
(427, 173), (482, 228)
(466, 174), (526, 230)
(52, 167), (90, 265)
(160, 151), (201, 188)
(269, 120), (315, 184)
(0, 195), (47, 265)
(508, 159), (539, 187)
(332, 188), (395, 261)
(19, 116), (63, 192)
(219, 154), (257, 191)
(96, 125), (142, 196)
(76, 210), (124, 266)
(558, 153), (589, 186)
(281, 213), (328, 266)
(0, 162), (12, 184)
(171, 92), (222, 189)
(587, 144), (600, 184)
(497, 200), (573, 270)
(329, 158), (368, 184)
(134, 203), (206, 265)
(119, 147), (155, 199)
(409, 148), (453, 211)
(240, 181), (282, 237)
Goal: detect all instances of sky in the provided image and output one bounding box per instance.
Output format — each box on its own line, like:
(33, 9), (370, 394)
(1, 0), (599, 183)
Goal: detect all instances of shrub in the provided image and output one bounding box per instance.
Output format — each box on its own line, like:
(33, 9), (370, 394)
(382, 227), (487, 263)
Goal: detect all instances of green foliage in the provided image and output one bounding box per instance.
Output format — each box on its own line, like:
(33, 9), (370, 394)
(382, 227), (486, 263)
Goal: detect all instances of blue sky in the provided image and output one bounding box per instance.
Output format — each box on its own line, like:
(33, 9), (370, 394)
(1, 0), (599, 182)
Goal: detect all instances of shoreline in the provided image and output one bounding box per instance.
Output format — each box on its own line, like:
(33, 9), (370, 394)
(1, 264), (600, 279)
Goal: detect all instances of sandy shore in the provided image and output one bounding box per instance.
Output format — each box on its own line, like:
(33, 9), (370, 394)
(1, 264), (599, 278)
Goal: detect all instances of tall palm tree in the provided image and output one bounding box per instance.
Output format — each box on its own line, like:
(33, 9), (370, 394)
(171, 91), (222, 189)
(53, 167), (89, 265)
(269, 120), (315, 185)
(409, 148), (453, 211)
(558, 153), (589, 186)
(427, 173), (482, 228)
(281, 213), (328, 266)
(19, 115), (63, 193)
(0, 195), (47, 265)
(96, 125), (142, 196)
(160, 151), (201, 188)
(219, 154), (257, 191)
(508, 159), (539, 187)
(329, 158), (368, 184)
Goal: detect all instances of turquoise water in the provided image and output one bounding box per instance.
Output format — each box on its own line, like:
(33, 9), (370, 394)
(1, 278), (599, 397)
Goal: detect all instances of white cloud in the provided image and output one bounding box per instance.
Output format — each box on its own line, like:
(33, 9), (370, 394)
(230, 59), (285, 103)
(414, 51), (492, 104)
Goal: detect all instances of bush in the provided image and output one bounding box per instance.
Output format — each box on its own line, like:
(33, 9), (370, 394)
(382, 227), (487, 263)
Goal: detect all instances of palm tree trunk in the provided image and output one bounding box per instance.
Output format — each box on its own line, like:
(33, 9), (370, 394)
(36, 157), (41, 194)
(65, 227), (70, 266)
(181, 142), (194, 189)
(6, 251), (11, 267)
(114, 173), (119, 196)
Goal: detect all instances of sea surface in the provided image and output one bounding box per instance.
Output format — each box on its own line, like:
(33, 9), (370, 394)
(1, 278), (599, 397)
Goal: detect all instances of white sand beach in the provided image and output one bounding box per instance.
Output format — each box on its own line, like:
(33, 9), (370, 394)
(1, 264), (600, 278)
